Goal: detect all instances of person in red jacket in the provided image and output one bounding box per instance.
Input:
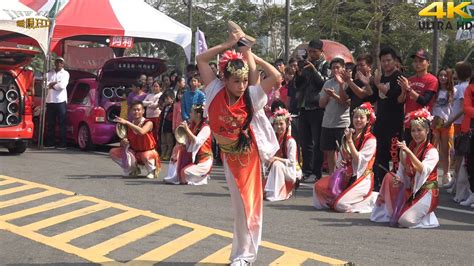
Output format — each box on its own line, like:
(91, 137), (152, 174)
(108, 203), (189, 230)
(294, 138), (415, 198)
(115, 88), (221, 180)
(110, 101), (160, 179)
(454, 81), (474, 207)
(398, 49), (438, 143)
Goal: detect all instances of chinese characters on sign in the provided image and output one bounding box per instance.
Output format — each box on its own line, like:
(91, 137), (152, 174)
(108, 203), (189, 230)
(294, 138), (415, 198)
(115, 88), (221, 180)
(117, 63), (156, 70)
(16, 17), (50, 29)
(109, 36), (134, 48)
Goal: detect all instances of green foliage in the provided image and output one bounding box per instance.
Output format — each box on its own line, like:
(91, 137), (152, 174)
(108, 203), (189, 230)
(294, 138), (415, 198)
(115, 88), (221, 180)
(442, 39), (472, 68)
(142, 0), (459, 71)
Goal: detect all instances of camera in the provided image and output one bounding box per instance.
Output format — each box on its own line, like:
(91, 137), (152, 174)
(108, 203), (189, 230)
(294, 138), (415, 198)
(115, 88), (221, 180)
(297, 60), (307, 70)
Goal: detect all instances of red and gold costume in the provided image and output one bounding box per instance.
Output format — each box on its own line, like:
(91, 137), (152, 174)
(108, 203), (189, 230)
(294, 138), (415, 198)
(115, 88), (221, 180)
(371, 108), (439, 228)
(110, 118), (160, 177)
(204, 76), (278, 264)
(163, 121), (213, 185)
(313, 131), (377, 213)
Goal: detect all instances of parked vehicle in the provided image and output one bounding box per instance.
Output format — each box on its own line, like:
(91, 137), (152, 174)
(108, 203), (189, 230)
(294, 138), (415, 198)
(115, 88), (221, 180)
(34, 57), (166, 150)
(0, 47), (38, 154)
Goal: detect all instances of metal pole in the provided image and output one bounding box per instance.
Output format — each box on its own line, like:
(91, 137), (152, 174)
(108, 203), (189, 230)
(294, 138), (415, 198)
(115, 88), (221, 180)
(433, 16), (439, 73)
(285, 0), (290, 62)
(188, 0), (192, 64)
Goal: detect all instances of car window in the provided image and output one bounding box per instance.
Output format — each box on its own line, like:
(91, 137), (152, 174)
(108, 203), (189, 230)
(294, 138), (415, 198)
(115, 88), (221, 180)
(66, 82), (75, 95)
(70, 83), (90, 105)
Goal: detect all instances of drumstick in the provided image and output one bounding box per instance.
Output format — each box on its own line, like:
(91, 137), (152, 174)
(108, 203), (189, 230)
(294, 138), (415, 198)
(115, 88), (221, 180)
(377, 164), (398, 178)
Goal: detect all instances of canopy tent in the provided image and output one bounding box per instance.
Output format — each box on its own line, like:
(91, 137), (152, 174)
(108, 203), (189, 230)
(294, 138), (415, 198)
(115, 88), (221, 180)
(0, 0), (49, 53)
(20, 0), (192, 61)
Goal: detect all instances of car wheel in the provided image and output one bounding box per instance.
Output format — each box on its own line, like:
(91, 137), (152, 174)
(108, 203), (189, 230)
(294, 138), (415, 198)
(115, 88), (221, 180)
(77, 124), (94, 151)
(8, 142), (27, 154)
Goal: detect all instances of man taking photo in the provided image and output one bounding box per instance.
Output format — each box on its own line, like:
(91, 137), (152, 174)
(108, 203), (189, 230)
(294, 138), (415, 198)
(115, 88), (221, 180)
(295, 39), (330, 182)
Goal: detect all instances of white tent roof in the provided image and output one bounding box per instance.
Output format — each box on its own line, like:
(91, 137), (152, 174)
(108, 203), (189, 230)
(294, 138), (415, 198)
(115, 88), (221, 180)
(0, 0), (49, 54)
(22, 0), (192, 60)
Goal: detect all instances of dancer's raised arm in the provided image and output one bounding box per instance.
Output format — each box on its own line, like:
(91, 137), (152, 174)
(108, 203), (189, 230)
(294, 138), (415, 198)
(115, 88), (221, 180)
(253, 54), (282, 95)
(238, 46), (257, 86)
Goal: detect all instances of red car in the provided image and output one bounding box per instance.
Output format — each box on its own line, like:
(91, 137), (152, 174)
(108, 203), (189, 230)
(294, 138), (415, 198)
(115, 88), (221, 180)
(34, 57), (166, 150)
(0, 47), (37, 154)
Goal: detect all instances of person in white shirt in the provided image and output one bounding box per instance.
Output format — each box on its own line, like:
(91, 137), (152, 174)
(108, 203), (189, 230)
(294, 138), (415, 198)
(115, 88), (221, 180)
(45, 57), (70, 149)
(142, 80), (163, 145)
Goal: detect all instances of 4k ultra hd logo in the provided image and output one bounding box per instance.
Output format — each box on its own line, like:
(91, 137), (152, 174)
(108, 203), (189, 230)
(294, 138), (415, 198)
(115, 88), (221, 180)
(418, 1), (474, 30)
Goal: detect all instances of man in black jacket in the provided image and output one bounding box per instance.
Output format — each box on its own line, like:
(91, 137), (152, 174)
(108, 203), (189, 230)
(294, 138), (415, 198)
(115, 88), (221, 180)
(294, 40), (330, 182)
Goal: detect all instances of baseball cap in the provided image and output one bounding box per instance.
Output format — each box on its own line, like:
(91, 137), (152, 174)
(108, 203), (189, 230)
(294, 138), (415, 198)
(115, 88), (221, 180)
(55, 57), (65, 62)
(410, 49), (430, 60)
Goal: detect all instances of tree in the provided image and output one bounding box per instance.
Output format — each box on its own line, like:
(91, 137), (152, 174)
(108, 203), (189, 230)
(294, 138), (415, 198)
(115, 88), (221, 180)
(442, 39), (472, 68)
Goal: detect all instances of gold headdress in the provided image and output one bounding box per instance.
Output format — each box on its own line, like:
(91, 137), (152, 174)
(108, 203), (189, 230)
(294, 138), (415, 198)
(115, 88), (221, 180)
(219, 50), (249, 79)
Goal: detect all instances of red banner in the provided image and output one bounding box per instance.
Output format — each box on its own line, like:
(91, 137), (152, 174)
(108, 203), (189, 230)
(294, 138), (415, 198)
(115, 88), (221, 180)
(109, 36), (134, 48)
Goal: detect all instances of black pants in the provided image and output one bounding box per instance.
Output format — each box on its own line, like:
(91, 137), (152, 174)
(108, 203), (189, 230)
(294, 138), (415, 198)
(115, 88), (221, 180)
(298, 108), (324, 178)
(373, 122), (403, 192)
(46, 102), (67, 147)
(403, 128), (412, 144)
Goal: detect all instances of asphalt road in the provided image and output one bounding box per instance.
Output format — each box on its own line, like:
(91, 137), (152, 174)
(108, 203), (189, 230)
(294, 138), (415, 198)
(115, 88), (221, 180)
(0, 145), (473, 265)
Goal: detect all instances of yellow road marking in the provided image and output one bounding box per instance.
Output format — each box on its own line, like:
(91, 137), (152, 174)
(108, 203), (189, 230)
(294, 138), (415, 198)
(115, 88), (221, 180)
(0, 179), (17, 186)
(261, 240), (346, 265)
(0, 184), (35, 196)
(0, 175), (75, 196)
(134, 229), (212, 262)
(86, 219), (174, 255)
(52, 211), (141, 242)
(0, 220), (115, 264)
(22, 204), (110, 231)
(0, 196), (84, 221)
(197, 244), (232, 264)
(270, 252), (308, 265)
(0, 190), (58, 209)
(0, 174), (348, 265)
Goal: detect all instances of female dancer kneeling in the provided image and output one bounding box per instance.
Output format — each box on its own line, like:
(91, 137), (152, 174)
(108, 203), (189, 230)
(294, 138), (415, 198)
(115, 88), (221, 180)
(371, 108), (440, 228)
(196, 29), (280, 265)
(264, 108), (301, 201)
(313, 102), (377, 213)
(163, 104), (213, 185)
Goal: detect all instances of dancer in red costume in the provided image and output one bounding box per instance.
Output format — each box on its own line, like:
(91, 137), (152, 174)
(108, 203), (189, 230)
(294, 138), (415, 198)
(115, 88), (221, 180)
(196, 28), (281, 265)
(163, 104), (213, 185)
(110, 101), (160, 179)
(313, 102), (377, 213)
(371, 108), (439, 228)
(263, 108), (301, 201)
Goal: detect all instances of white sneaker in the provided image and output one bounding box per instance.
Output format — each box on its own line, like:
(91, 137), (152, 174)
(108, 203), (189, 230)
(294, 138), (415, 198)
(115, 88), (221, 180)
(303, 174), (317, 183)
(442, 173), (455, 188)
(146, 169), (157, 179)
(459, 194), (474, 206)
(163, 176), (179, 185)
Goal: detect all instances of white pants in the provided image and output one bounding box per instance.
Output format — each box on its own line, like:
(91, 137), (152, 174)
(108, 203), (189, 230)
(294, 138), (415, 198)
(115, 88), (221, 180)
(224, 158), (260, 264)
(264, 161), (296, 201)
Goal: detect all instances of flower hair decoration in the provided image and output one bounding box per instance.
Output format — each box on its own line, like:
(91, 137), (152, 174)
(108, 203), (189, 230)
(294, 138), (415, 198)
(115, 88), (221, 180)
(353, 102), (376, 125)
(404, 107), (433, 127)
(219, 50), (249, 79)
(270, 107), (295, 124)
